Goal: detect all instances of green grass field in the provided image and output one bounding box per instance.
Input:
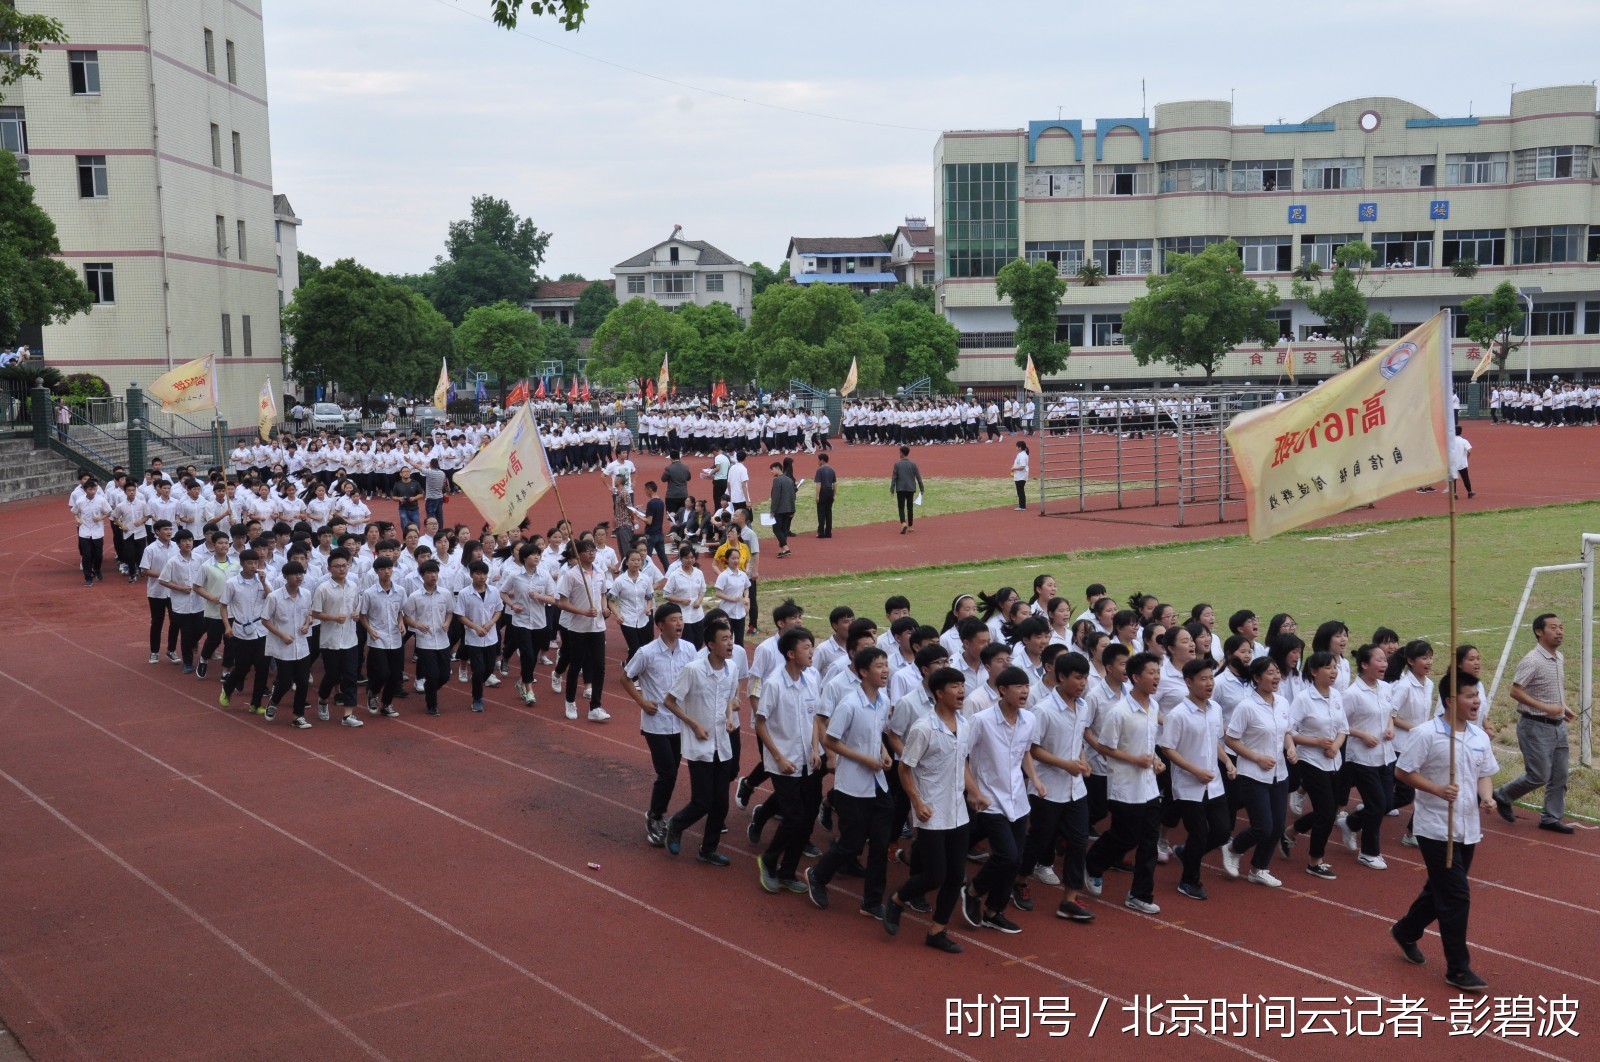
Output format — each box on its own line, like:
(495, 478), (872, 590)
(750, 476), (1150, 537)
(760, 501), (1600, 816)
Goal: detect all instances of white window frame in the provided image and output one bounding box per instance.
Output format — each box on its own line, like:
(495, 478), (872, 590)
(626, 275), (644, 294)
(705, 273), (724, 292)
(85, 263), (115, 305)
(68, 50), (101, 95)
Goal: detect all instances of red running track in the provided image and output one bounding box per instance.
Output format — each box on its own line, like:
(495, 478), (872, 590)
(1, 423), (1597, 1060)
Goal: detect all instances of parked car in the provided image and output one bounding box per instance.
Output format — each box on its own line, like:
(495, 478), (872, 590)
(311, 402), (346, 429)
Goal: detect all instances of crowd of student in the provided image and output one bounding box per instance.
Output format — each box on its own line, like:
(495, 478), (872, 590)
(1487, 381), (1599, 425)
(63, 460), (1551, 993)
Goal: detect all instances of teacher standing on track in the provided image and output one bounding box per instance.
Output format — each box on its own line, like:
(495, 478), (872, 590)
(1012, 441), (1030, 511)
(890, 446), (923, 535)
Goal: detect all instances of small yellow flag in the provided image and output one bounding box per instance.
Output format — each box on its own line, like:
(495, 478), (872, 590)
(840, 355), (859, 397)
(657, 352), (670, 396)
(257, 379), (276, 442)
(1023, 354), (1042, 394)
(1284, 342), (1296, 384)
(148, 355), (218, 415)
(433, 358), (450, 410)
(1470, 343), (1496, 383)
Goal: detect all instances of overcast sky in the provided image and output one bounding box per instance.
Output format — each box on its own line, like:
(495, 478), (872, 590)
(264, 0), (1600, 280)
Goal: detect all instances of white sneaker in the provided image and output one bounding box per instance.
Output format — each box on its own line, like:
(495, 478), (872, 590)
(167, 651), (182, 664)
(485, 674), (501, 688)
(552, 675), (564, 695)
(1220, 844), (1241, 879)
(1337, 813), (1357, 852)
(1288, 791), (1305, 818)
(149, 653), (160, 664)
(415, 678), (426, 693)
(1156, 837), (1173, 864)
(457, 665), (469, 684)
(317, 702), (330, 722)
(564, 702), (578, 720)
(587, 707), (611, 723)
(1386, 808), (1399, 817)
(583, 685), (592, 700)
(1401, 832), (1418, 848)
(1246, 868), (1282, 888)
(1357, 854), (1388, 870)
(1031, 865), (1062, 887)
(1125, 894), (1161, 915)
(340, 714), (364, 728)
(1085, 875), (1102, 897)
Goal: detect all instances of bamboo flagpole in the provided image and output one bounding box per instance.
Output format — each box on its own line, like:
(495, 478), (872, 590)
(1444, 312), (1460, 868)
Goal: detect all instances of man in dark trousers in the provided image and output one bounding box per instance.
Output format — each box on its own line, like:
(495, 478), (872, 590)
(661, 451), (691, 516)
(814, 453), (837, 538)
(769, 461), (797, 558)
(890, 446), (923, 535)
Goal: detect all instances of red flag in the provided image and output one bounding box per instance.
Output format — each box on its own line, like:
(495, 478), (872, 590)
(568, 377), (578, 401)
(670, 384), (677, 398)
(645, 378), (656, 400)
(506, 380), (529, 406)
(581, 379), (592, 402)
(534, 378), (547, 399)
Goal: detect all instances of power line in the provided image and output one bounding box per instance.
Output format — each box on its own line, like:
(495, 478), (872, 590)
(424, 0), (942, 133)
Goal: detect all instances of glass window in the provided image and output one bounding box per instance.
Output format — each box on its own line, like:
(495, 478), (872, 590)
(1157, 159), (1227, 193)
(0, 106), (27, 157)
(1266, 309), (1293, 339)
(652, 272), (693, 294)
(1159, 235), (1223, 271)
(1441, 229), (1505, 267)
(1529, 302), (1576, 336)
(1371, 231), (1433, 268)
(1514, 146), (1589, 181)
(1092, 239), (1154, 276)
(1024, 240), (1084, 276)
(942, 162), (1019, 278)
(1093, 163), (1153, 196)
(1512, 225), (1584, 264)
(1025, 165), (1084, 198)
(1585, 304), (1600, 335)
(1092, 313), (1125, 345)
(242, 315), (252, 356)
(68, 51), (100, 95)
(76, 155), (108, 198)
(1302, 158), (1363, 190)
(85, 264), (115, 305)
(210, 123), (221, 167)
(225, 39), (236, 85)
(956, 331), (1017, 350)
(626, 275), (644, 294)
(1299, 233), (1359, 268)
(705, 273), (724, 292)
(216, 215), (227, 255)
(1239, 235), (1293, 273)
(231, 130), (241, 174)
(221, 313), (232, 356)
(1370, 155), (1436, 188)
(1444, 152), (1507, 185)
(203, 29), (215, 75)
(236, 219), (247, 261)
(1230, 159), (1291, 192)
(1054, 314), (1085, 346)
(921, 269), (935, 285)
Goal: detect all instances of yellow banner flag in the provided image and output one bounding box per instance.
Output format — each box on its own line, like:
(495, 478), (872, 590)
(1225, 314), (1450, 541)
(1283, 342), (1295, 384)
(257, 379), (276, 442)
(433, 358), (450, 410)
(1023, 354), (1042, 394)
(148, 355), (218, 415)
(656, 352), (670, 397)
(840, 355), (859, 397)
(454, 403), (556, 535)
(1470, 342), (1496, 383)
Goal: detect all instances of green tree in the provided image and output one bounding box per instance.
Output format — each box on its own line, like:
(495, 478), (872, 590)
(740, 283), (885, 392)
(445, 194), (551, 274)
(1462, 281), (1526, 379)
(994, 258), (1070, 375)
(456, 301), (543, 394)
(0, 150), (93, 346)
(0, 7), (67, 101)
(555, 272), (587, 282)
(1291, 242), (1392, 368)
(868, 298), (959, 391)
(544, 319), (582, 377)
(1121, 241), (1280, 378)
(675, 301), (748, 386)
(750, 260), (790, 296)
(858, 283), (935, 316)
(426, 241), (535, 325)
(588, 298), (697, 389)
(489, 0), (590, 30)
(572, 281), (618, 337)
(298, 251), (323, 283)
(283, 259), (452, 406)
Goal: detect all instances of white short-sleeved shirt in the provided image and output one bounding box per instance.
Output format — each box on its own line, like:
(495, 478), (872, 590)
(967, 705), (1037, 821)
(1342, 679), (1396, 767)
(1226, 691), (1292, 784)
(1289, 686), (1349, 774)
(501, 567), (552, 630)
(826, 686), (890, 798)
(663, 566), (706, 624)
(1097, 694), (1161, 804)
(625, 635), (699, 736)
(220, 573), (272, 639)
(556, 565), (609, 633)
(263, 586), (313, 660)
(402, 587), (454, 651)
(161, 552), (207, 615)
(452, 584), (502, 648)
(1390, 670), (1436, 731)
(1029, 689), (1089, 804)
(900, 712), (971, 832)
(607, 570), (655, 629)
(755, 666), (820, 775)
(311, 577), (362, 650)
(360, 582), (406, 650)
(1396, 718), (1498, 844)
(1159, 697), (1226, 801)
(670, 656), (739, 763)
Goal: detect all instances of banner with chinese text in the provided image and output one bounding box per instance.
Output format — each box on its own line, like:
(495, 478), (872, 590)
(1225, 314), (1450, 541)
(147, 355), (218, 415)
(454, 403), (555, 535)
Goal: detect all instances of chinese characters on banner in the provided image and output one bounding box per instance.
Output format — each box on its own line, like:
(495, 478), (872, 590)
(454, 403), (556, 535)
(147, 355), (219, 415)
(1224, 314), (1451, 541)
(257, 379), (276, 442)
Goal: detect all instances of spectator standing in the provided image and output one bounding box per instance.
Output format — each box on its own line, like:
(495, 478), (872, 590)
(814, 453), (837, 539)
(1012, 441), (1030, 511)
(890, 446), (924, 535)
(769, 461), (796, 558)
(1492, 614), (1574, 833)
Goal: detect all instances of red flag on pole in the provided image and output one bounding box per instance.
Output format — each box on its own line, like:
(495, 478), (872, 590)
(581, 378), (592, 402)
(645, 378), (656, 400)
(534, 378), (546, 399)
(568, 377), (579, 401)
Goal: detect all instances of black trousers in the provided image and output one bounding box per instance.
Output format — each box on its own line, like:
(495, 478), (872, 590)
(148, 598), (176, 655)
(1087, 798), (1161, 902)
(773, 512), (792, 548)
(643, 731), (682, 819)
(762, 770), (822, 880)
(198, 617), (228, 665)
(895, 490), (915, 526)
(1230, 776), (1289, 871)
(896, 822), (971, 926)
(269, 656), (313, 716)
(1085, 773), (1109, 828)
(1015, 481), (1027, 508)
(416, 646), (450, 710)
(1176, 795), (1232, 885)
(814, 788), (892, 909)
(506, 625), (552, 679)
(173, 610), (204, 667)
(1394, 837), (1476, 976)
(560, 630), (605, 708)
(816, 491), (834, 537)
(669, 754), (734, 855)
(1342, 762), (1396, 856)
(1291, 762), (1339, 860)
(1021, 794), (1089, 890)
(222, 637), (270, 706)
(77, 536), (103, 580)
(317, 644), (358, 707)
(621, 623), (651, 661)
(367, 646), (404, 707)
(464, 643), (494, 700)
(970, 811), (1029, 914)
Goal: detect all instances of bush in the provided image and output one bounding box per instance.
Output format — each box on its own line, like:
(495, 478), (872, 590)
(63, 372), (110, 399)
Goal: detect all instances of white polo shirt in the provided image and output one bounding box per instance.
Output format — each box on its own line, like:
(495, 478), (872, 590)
(1097, 693), (1161, 804)
(826, 685), (890, 797)
(670, 655), (738, 763)
(1397, 717), (1498, 844)
(624, 635), (698, 736)
(1289, 686), (1349, 775)
(899, 711), (970, 832)
(402, 587), (454, 651)
(755, 665), (820, 775)
(967, 705), (1037, 821)
(1342, 678), (1396, 767)
(1226, 691), (1292, 784)
(1029, 688), (1089, 803)
(1159, 697), (1226, 801)
(311, 576), (362, 650)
